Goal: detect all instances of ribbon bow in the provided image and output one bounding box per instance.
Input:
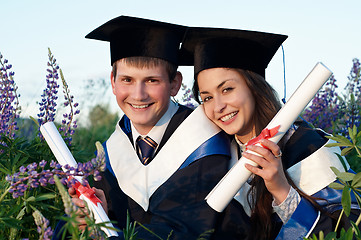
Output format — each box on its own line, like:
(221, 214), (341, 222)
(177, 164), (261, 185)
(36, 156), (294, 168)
(72, 178), (102, 205)
(246, 125), (280, 147)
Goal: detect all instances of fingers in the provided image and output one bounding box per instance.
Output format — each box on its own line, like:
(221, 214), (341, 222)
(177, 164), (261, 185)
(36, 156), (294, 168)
(93, 187), (108, 214)
(258, 139), (282, 157)
(68, 187), (77, 197)
(246, 139), (282, 162)
(242, 140), (283, 181)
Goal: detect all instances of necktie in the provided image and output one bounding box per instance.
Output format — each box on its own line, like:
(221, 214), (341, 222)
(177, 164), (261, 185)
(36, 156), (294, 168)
(136, 136), (157, 165)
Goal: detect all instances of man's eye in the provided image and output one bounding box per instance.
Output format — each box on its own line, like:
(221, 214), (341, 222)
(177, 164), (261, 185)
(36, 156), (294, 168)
(147, 79), (158, 83)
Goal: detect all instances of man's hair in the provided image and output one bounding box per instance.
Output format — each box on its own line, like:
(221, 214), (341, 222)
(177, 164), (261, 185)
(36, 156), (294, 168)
(112, 57), (178, 82)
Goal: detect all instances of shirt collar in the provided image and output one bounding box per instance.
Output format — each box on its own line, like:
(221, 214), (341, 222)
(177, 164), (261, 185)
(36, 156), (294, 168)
(235, 135), (247, 152)
(131, 100), (179, 147)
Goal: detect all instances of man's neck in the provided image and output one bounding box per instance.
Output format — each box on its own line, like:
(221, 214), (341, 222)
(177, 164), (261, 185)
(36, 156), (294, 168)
(130, 100), (179, 146)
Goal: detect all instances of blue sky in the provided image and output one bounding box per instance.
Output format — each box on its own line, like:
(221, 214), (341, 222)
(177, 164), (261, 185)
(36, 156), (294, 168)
(1, 0), (361, 121)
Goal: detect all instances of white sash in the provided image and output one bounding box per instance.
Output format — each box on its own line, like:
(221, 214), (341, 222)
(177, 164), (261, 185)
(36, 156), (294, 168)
(287, 139), (349, 195)
(233, 139), (349, 216)
(106, 106), (221, 211)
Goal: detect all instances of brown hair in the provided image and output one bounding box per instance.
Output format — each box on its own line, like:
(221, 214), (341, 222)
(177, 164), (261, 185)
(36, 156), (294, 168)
(193, 68), (281, 133)
(194, 68), (325, 240)
(112, 56), (178, 82)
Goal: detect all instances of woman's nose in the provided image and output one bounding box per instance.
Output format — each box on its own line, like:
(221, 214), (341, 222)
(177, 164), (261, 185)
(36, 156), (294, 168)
(214, 97), (226, 113)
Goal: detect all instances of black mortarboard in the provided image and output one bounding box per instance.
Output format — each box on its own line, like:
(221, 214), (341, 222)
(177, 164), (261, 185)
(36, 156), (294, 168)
(85, 16), (187, 65)
(179, 27), (287, 77)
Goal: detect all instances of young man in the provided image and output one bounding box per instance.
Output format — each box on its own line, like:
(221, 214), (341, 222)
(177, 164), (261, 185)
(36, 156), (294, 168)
(71, 16), (250, 240)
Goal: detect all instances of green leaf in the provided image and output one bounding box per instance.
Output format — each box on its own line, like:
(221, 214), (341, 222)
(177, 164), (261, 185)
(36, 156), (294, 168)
(327, 135), (352, 145)
(35, 193), (56, 201)
(352, 172), (361, 188)
(329, 182), (345, 190)
(356, 129), (361, 139)
(324, 231), (337, 240)
(341, 186), (351, 217)
(331, 166), (341, 176)
(353, 125), (357, 138)
(353, 191), (361, 208)
(325, 142), (344, 148)
(25, 196), (36, 202)
(344, 226), (354, 239)
(337, 172), (355, 182)
(341, 147), (353, 156)
(350, 221), (361, 238)
(349, 126), (356, 144)
(335, 153), (349, 172)
(0, 166), (11, 175)
(0, 217), (22, 229)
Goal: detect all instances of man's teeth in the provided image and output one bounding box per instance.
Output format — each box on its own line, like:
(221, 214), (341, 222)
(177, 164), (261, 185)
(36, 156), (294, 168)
(220, 112), (237, 122)
(132, 104), (149, 109)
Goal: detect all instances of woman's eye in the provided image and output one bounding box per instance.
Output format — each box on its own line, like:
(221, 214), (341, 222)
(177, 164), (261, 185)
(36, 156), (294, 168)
(223, 87), (233, 93)
(203, 96), (212, 103)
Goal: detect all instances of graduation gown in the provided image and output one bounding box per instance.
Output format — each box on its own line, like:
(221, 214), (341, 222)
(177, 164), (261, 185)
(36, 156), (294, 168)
(95, 105), (250, 240)
(274, 121), (360, 239)
(233, 121), (359, 239)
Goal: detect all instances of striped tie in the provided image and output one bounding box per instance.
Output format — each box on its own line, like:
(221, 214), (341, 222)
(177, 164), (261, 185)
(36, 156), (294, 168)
(136, 136), (158, 165)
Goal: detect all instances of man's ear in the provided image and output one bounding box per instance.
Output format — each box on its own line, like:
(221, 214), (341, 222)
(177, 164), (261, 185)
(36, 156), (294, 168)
(170, 71), (183, 97)
(110, 71), (116, 95)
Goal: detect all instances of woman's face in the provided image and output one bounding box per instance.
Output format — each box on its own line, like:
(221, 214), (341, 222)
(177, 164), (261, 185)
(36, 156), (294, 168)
(197, 68), (256, 143)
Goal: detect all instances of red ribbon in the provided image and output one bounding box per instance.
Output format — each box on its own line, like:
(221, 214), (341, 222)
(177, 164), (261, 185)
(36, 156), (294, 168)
(71, 177), (102, 205)
(246, 125), (280, 147)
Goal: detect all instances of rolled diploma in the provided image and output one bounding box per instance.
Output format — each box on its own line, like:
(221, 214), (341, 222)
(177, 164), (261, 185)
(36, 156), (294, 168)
(206, 62), (333, 212)
(40, 122), (118, 237)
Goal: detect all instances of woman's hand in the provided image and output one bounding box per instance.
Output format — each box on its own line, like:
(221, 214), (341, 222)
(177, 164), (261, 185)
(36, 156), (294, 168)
(242, 139), (290, 205)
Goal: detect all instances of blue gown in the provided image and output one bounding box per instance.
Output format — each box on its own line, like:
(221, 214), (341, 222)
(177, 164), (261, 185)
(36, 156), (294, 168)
(95, 105), (250, 240)
(273, 121), (359, 239)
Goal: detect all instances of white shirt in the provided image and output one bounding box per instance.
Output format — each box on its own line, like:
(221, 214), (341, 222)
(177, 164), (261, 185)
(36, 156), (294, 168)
(131, 100), (179, 154)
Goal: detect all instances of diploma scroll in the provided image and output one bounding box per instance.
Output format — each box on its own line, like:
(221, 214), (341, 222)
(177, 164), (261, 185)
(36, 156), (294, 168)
(206, 62), (333, 212)
(40, 122), (118, 237)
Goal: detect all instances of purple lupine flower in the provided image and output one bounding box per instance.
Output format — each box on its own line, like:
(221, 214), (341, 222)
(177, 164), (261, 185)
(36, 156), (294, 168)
(175, 83), (199, 109)
(33, 210), (53, 240)
(303, 74), (339, 133)
(58, 69), (80, 146)
(341, 58), (361, 134)
(6, 141), (106, 198)
(37, 48), (60, 128)
(0, 52), (20, 140)
(304, 58), (361, 137)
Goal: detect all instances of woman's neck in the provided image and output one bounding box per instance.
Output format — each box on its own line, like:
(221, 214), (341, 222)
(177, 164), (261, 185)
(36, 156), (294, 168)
(235, 127), (256, 144)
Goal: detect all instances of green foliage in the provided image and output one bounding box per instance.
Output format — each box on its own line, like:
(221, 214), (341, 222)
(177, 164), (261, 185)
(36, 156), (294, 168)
(305, 126), (361, 240)
(72, 104), (119, 162)
(0, 135), (64, 238)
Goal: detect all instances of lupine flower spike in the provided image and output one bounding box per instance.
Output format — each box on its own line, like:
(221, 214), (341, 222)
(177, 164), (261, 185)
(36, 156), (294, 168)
(37, 48), (60, 128)
(59, 68), (80, 145)
(0, 52), (20, 139)
(6, 141), (106, 199)
(32, 210), (53, 240)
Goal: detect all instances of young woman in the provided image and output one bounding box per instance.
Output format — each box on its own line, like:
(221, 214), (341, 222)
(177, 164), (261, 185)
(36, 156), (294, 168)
(180, 27), (359, 239)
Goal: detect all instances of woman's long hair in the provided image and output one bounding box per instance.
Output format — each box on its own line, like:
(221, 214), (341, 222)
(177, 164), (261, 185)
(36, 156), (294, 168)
(194, 68), (325, 240)
(236, 70), (326, 240)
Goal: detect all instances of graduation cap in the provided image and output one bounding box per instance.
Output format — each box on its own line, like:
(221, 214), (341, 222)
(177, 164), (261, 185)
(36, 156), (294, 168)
(179, 27), (287, 77)
(85, 16), (187, 65)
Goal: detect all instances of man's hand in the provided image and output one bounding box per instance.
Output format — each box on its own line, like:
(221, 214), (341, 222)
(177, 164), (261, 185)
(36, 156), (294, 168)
(68, 186), (108, 231)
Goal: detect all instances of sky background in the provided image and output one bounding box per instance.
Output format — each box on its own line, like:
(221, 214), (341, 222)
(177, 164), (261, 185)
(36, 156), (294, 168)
(2, 0), (361, 124)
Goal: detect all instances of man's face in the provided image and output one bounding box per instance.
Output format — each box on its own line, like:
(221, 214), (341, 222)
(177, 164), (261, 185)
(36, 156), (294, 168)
(111, 60), (180, 135)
